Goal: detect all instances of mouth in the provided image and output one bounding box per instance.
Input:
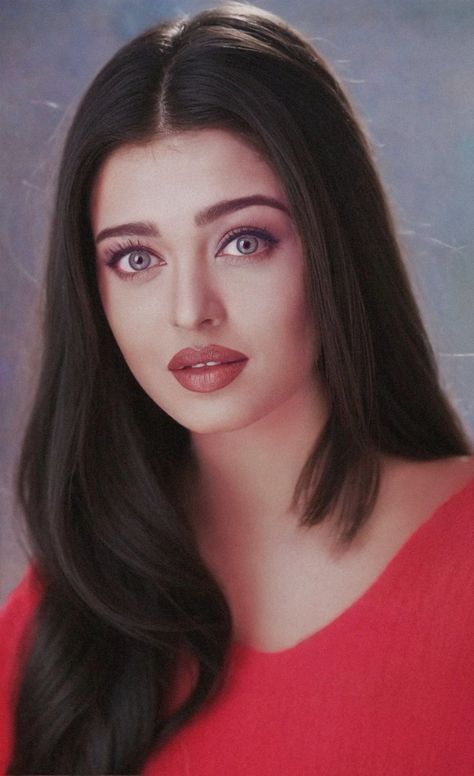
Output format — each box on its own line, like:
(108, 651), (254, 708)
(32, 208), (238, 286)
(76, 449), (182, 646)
(169, 358), (248, 393)
(167, 345), (248, 371)
(180, 359), (244, 370)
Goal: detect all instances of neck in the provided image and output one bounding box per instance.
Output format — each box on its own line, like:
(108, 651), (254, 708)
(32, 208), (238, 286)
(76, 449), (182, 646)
(184, 376), (329, 542)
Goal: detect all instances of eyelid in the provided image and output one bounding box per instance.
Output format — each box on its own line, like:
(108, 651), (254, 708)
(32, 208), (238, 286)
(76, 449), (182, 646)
(102, 239), (159, 263)
(216, 225), (279, 256)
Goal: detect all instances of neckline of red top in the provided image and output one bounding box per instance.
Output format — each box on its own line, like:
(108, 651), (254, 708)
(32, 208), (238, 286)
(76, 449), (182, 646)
(230, 473), (474, 661)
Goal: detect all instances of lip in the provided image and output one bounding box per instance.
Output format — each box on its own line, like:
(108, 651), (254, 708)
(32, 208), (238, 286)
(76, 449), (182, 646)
(167, 344), (248, 371)
(170, 359), (248, 393)
(167, 344), (248, 394)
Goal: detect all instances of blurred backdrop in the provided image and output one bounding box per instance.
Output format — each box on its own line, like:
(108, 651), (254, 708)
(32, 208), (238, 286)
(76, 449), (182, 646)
(1, 0), (473, 604)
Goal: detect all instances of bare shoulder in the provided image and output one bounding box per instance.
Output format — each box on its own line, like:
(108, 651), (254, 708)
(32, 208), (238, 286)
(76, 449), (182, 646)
(367, 454), (474, 550)
(382, 453), (474, 508)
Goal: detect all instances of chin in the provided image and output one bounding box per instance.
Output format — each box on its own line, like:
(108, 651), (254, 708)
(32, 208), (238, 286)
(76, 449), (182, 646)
(163, 409), (258, 436)
(158, 394), (291, 437)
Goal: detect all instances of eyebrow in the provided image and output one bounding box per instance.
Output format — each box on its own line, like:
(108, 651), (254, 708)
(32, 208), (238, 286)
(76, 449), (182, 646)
(94, 194), (290, 244)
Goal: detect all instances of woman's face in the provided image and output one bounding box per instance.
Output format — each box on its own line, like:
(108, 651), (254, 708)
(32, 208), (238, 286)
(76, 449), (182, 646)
(91, 128), (320, 434)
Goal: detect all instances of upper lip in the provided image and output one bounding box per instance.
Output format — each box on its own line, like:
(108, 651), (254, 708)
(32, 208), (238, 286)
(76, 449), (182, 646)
(168, 344), (248, 370)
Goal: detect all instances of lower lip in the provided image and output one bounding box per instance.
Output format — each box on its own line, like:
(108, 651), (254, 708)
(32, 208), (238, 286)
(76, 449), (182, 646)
(170, 359), (248, 393)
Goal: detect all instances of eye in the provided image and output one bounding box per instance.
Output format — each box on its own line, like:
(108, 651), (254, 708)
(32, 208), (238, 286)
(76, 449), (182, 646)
(104, 243), (163, 278)
(218, 227), (279, 260)
(126, 249), (154, 271)
(231, 235), (260, 254)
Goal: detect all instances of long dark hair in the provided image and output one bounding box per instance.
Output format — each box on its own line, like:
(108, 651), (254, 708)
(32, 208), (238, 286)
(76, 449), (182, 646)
(10, 3), (471, 772)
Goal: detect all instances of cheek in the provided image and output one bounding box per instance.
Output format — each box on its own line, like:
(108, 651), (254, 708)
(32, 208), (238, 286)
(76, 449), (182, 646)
(258, 271), (314, 348)
(98, 286), (154, 363)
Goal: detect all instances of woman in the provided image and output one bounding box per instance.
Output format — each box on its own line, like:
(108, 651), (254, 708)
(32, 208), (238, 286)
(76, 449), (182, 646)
(1, 2), (473, 773)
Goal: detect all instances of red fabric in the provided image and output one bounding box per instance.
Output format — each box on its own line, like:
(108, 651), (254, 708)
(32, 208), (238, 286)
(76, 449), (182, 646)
(2, 477), (474, 775)
(0, 563), (43, 774)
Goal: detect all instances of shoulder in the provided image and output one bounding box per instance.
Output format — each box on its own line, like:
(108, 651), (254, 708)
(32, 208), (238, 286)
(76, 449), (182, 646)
(358, 455), (474, 606)
(374, 454), (474, 547)
(0, 564), (44, 770)
(417, 464), (474, 563)
(386, 460), (474, 621)
(416, 456), (474, 552)
(361, 460), (474, 661)
(0, 564), (45, 690)
(402, 456), (474, 561)
(425, 463), (474, 576)
(0, 564), (44, 632)
(0, 563), (44, 677)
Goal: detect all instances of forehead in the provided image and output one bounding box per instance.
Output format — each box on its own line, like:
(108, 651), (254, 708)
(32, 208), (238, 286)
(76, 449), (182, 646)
(90, 128), (288, 231)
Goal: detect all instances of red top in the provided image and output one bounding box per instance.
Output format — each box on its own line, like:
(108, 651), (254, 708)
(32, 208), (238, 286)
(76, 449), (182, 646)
(2, 476), (474, 775)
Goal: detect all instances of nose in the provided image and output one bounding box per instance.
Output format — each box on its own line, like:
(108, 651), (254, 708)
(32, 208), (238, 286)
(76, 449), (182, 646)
(170, 260), (225, 331)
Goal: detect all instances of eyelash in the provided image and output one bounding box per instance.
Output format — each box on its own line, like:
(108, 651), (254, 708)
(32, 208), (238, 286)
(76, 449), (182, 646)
(102, 226), (280, 280)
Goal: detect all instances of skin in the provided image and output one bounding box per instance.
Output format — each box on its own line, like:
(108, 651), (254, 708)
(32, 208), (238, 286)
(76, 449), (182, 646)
(91, 128), (474, 652)
(92, 127), (327, 523)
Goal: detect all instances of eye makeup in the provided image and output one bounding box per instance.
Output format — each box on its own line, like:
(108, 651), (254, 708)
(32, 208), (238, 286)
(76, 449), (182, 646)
(99, 224), (280, 280)
(216, 226), (279, 264)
